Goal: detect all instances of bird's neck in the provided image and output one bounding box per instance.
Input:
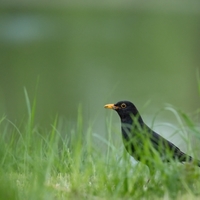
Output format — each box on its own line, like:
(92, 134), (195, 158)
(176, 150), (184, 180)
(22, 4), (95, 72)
(120, 113), (144, 125)
(120, 114), (144, 140)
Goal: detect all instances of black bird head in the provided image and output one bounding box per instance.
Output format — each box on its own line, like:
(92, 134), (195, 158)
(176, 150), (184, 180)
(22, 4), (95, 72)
(104, 100), (143, 124)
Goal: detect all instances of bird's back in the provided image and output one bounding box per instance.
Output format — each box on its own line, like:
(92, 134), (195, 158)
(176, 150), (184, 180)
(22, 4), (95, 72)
(121, 121), (193, 164)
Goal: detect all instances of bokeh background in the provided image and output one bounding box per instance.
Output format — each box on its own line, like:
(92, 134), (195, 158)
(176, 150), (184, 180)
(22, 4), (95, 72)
(0, 1), (200, 143)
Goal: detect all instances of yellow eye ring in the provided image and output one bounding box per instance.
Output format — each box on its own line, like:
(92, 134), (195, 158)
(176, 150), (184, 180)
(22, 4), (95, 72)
(121, 103), (126, 108)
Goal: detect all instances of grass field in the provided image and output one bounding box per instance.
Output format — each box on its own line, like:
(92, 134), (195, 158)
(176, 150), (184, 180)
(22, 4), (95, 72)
(0, 93), (200, 200)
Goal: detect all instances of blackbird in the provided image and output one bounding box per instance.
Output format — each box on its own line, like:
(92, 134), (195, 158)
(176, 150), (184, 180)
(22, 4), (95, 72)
(104, 100), (200, 167)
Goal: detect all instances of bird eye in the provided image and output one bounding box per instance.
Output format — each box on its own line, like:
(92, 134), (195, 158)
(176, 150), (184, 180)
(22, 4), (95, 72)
(121, 103), (126, 108)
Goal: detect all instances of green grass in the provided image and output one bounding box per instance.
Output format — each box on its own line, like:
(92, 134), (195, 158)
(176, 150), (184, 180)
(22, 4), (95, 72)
(0, 95), (200, 199)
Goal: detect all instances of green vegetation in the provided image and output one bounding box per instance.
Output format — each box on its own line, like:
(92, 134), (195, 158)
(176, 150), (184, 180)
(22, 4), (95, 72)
(0, 94), (200, 200)
(1, 2), (200, 199)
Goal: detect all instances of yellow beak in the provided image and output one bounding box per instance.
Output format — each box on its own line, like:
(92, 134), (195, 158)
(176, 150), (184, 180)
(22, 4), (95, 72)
(104, 104), (118, 110)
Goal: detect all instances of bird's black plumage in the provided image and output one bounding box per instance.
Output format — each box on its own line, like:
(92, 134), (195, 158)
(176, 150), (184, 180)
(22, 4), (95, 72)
(104, 100), (200, 167)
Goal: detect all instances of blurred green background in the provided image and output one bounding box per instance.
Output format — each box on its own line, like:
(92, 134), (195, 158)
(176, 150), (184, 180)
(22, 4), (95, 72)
(0, 1), (200, 131)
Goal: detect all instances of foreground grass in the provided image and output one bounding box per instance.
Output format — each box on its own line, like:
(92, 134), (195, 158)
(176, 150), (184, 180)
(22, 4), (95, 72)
(0, 105), (200, 200)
